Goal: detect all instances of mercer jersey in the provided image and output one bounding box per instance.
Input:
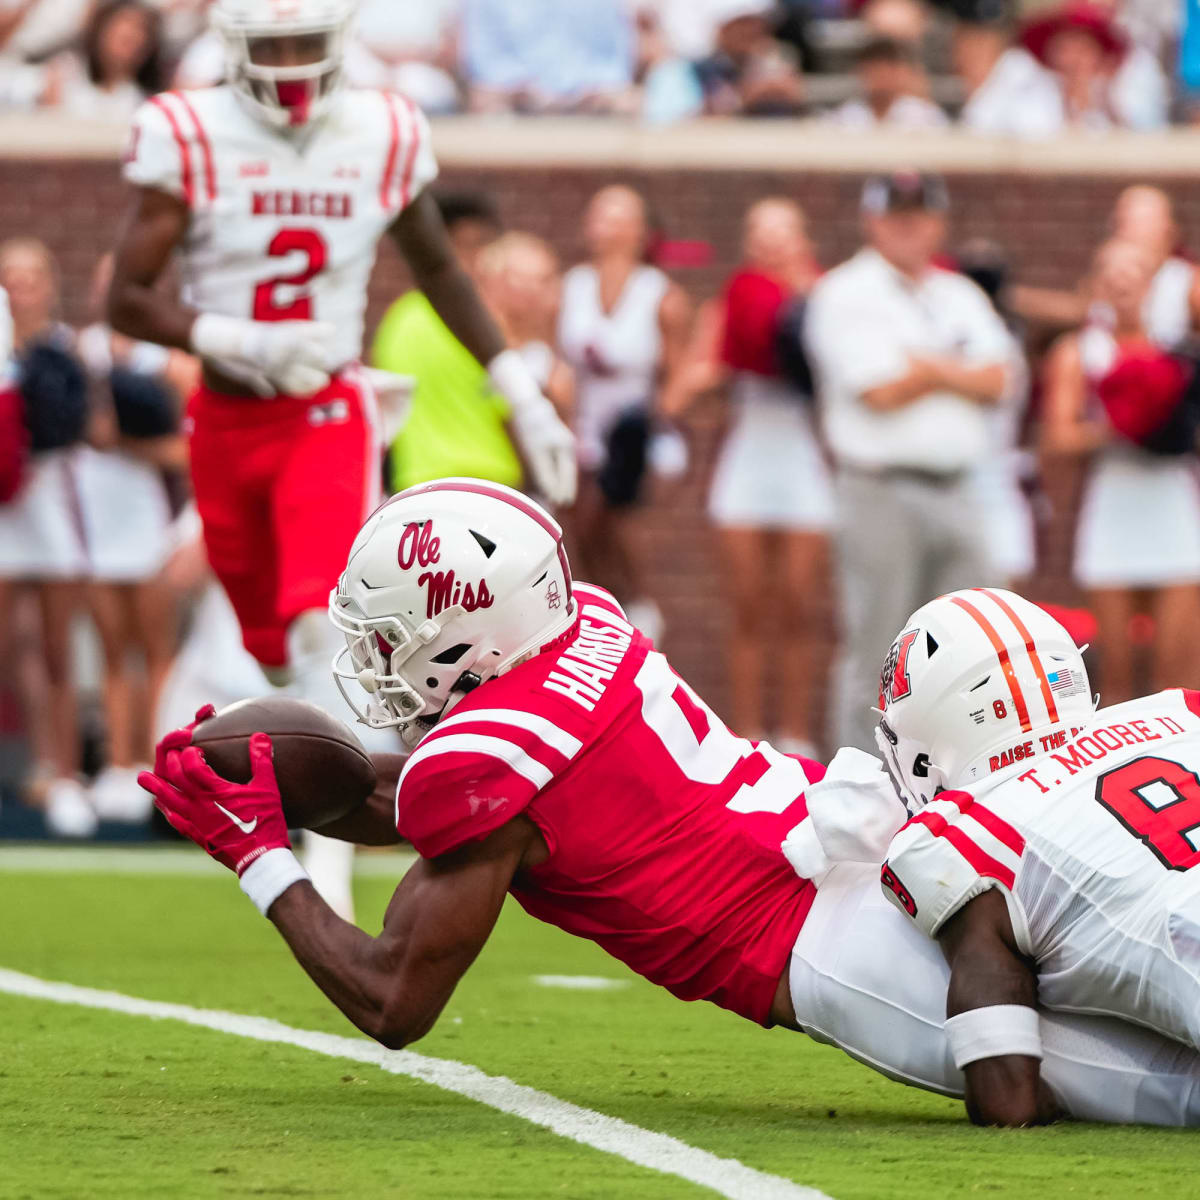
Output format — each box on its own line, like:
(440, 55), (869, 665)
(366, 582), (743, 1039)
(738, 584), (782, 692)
(122, 86), (437, 367)
(395, 583), (821, 1026)
(883, 689), (1200, 1038)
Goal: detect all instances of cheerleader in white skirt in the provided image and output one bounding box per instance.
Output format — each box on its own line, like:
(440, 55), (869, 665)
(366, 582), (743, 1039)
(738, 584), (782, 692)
(1042, 238), (1200, 702)
(663, 199), (831, 754)
(75, 280), (196, 822)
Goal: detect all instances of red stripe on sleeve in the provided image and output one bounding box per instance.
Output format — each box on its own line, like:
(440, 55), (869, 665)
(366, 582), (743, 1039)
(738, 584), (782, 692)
(908, 809), (1017, 890)
(938, 790), (1025, 856)
(174, 92), (216, 204)
(396, 94), (421, 210)
(380, 92), (401, 210)
(1182, 690), (1200, 720)
(951, 596), (1032, 732)
(149, 95), (194, 207)
(977, 588), (1060, 725)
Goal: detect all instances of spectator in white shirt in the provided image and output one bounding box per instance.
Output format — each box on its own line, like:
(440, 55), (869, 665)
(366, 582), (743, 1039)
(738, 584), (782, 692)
(1018, 2), (1167, 132)
(804, 171), (1015, 752)
(829, 36), (948, 129)
(347, 0), (462, 114)
(955, 18), (1065, 138)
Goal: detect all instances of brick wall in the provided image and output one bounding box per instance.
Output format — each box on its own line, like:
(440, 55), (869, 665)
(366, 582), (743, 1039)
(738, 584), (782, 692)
(1, 152), (1183, 735)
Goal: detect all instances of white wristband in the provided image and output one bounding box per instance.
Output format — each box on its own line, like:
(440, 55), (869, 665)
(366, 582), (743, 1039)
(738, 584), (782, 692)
(945, 1004), (1042, 1069)
(487, 347), (545, 414)
(238, 847), (309, 917)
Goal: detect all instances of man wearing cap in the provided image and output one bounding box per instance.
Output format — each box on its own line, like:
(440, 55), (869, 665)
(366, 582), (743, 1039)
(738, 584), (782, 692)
(804, 171), (1019, 753)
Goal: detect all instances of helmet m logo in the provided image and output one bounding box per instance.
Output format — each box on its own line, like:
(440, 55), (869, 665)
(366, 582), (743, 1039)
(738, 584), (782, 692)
(880, 628), (920, 708)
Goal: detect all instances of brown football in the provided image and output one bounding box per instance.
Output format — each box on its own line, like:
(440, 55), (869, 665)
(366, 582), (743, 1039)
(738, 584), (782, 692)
(191, 696), (377, 830)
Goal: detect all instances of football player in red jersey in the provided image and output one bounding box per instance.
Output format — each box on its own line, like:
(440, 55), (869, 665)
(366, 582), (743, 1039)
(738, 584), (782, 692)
(108, 0), (575, 917)
(142, 479), (1200, 1126)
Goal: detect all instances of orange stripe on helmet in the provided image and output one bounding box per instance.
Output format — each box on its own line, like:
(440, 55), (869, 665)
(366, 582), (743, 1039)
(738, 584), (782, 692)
(951, 596), (1032, 733)
(976, 588), (1060, 725)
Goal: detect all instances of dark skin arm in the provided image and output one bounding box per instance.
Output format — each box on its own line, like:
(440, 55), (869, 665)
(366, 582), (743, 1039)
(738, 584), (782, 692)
(387, 191), (507, 367)
(107, 187), (197, 350)
(939, 889), (1062, 1127)
(312, 752), (409, 846)
(268, 815), (543, 1048)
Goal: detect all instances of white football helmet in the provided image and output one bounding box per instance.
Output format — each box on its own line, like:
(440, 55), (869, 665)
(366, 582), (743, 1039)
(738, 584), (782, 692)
(331, 479), (577, 735)
(875, 587), (1096, 809)
(212, 0), (355, 130)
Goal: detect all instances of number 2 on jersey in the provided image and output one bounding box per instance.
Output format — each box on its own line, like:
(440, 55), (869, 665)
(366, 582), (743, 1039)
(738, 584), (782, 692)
(253, 228), (327, 321)
(634, 653), (805, 814)
(1096, 755), (1200, 870)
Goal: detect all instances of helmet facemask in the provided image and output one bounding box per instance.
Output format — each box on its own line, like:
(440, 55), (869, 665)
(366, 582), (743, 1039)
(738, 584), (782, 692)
(217, 18), (349, 129)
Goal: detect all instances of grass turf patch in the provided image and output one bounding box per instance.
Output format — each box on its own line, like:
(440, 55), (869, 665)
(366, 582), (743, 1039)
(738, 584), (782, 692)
(2, 865), (1196, 1199)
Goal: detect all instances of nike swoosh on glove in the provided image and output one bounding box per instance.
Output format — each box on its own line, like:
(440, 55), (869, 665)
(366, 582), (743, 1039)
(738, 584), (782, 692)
(139, 732), (291, 875)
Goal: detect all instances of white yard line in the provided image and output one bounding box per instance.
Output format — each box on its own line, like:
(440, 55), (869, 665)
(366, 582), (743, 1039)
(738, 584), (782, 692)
(0, 967), (829, 1200)
(0, 845), (416, 878)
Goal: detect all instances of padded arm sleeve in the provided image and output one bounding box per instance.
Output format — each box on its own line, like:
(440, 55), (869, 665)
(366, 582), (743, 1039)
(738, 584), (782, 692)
(881, 792), (1025, 938)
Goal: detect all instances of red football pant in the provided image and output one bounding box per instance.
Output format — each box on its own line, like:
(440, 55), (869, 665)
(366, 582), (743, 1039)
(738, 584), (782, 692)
(188, 371), (379, 668)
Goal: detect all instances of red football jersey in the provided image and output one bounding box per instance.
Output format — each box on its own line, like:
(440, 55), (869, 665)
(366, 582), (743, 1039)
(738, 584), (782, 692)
(395, 584), (820, 1025)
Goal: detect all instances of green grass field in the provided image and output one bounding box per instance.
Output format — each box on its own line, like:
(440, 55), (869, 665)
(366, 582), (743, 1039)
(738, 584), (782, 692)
(2, 848), (1195, 1199)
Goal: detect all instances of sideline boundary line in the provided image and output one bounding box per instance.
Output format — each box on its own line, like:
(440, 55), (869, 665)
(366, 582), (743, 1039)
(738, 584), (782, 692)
(0, 967), (830, 1200)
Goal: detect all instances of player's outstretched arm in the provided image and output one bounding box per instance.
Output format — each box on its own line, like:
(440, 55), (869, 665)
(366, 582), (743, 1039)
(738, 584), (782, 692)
(389, 192), (577, 505)
(141, 734), (537, 1048)
(108, 186), (198, 351)
(267, 817), (536, 1048)
(939, 891), (1061, 1128)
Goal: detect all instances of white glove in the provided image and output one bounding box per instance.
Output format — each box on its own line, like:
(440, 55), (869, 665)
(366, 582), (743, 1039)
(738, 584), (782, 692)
(488, 348), (577, 506)
(364, 368), (415, 444)
(191, 313), (337, 398)
(781, 747), (908, 883)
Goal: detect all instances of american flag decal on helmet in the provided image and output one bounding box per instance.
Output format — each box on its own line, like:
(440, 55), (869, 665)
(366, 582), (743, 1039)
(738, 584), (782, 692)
(1047, 668), (1087, 698)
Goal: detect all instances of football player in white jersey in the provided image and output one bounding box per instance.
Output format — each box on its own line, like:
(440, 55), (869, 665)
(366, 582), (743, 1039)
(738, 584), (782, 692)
(875, 586), (1200, 1124)
(106, 0), (575, 918)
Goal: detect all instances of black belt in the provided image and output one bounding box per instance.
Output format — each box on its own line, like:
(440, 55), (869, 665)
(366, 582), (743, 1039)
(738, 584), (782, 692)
(842, 464), (968, 488)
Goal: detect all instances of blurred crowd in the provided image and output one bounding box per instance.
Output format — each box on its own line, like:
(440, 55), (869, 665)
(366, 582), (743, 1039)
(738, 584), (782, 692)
(1, 0), (1199, 130)
(5, 169), (1200, 836)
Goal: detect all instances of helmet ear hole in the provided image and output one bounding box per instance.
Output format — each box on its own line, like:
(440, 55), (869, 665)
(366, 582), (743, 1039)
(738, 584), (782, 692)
(926, 632), (939, 656)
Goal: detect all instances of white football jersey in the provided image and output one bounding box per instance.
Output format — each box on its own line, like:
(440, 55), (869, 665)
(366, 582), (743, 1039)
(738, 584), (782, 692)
(122, 85), (437, 367)
(883, 689), (1200, 1049)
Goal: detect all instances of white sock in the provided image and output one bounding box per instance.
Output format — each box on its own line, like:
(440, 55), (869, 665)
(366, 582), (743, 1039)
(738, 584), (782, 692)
(301, 830), (356, 922)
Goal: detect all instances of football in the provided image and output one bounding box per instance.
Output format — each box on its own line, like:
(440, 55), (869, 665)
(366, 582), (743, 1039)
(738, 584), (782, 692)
(190, 696), (377, 831)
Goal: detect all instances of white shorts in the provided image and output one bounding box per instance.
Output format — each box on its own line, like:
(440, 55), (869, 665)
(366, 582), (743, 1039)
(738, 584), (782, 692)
(971, 457), (1036, 583)
(708, 378), (834, 532)
(0, 448), (89, 580)
(1075, 449), (1200, 589)
(77, 447), (173, 583)
(789, 861), (1200, 1124)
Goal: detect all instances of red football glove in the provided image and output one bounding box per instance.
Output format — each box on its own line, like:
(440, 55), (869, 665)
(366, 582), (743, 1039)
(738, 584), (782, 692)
(153, 704), (216, 776)
(139, 732), (291, 875)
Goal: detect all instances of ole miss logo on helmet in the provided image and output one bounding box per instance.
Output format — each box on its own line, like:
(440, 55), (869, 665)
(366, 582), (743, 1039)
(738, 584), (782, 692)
(879, 628), (920, 709)
(397, 520), (495, 620)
